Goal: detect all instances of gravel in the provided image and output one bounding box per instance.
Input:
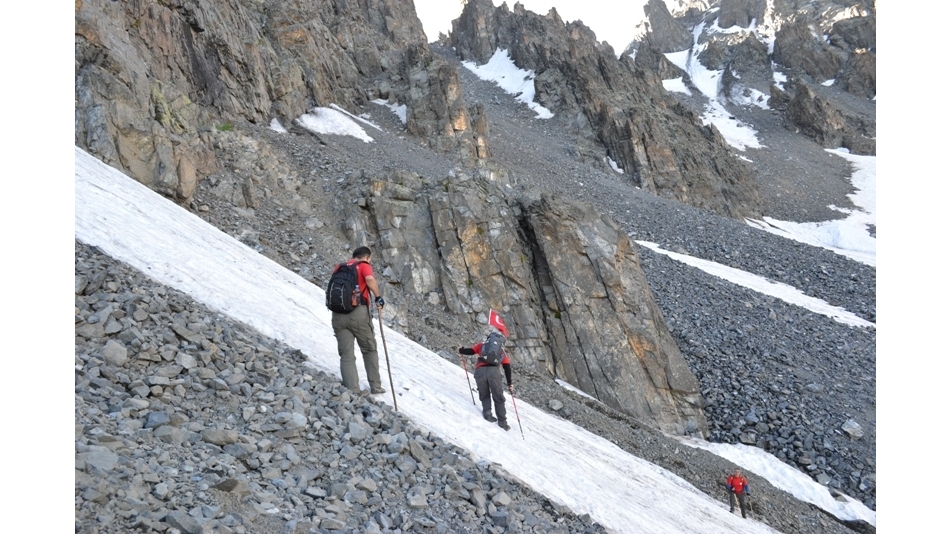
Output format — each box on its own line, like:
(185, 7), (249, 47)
(75, 242), (608, 534)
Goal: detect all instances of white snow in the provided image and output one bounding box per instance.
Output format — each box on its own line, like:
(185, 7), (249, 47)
(662, 77), (691, 95)
(636, 241), (874, 328)
(772, 68), (788, 91)
(461, 49), (554, 119)
(269, 118), (288, 133)
(295, 106), (375, 142)
(607, 156), (624, 173)
(662, 22), (766, 151)
(747, 149), (876, 267)
(371, 99), (407, 125)
(678, 437), (876, 526)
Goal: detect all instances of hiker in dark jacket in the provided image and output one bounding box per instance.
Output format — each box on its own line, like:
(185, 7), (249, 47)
(458, 329), (513, 430)
(330, 246), (386, 395)
(725, 468), (751, 518)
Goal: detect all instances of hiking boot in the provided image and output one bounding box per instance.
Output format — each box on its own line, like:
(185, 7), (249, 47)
(483, 413), (497, 423)
(370, 386), (386, 394)
(498, 421), (510, 431)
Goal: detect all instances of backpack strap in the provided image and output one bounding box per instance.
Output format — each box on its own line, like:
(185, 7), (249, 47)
(349, 260), (369, 304)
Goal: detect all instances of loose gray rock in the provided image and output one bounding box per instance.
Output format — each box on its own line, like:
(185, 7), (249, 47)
(842, 419), (864, 439)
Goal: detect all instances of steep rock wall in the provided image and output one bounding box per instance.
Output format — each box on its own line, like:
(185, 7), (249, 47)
(338, 169), (708, 436)
(74, 0), (484, 201)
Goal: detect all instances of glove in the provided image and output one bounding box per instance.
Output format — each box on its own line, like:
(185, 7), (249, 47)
(507, 383), (514, 393)
(744, 487), (750, 495)
(375, 296), (385, 307)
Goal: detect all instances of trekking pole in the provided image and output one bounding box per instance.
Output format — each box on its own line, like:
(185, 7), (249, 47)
(509, 387), (525, 440)
(459, 351), (476, 405)
(374, 298), (397, 411)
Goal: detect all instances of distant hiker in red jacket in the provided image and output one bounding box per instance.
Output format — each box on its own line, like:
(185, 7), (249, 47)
(725, 468), (750, 518)
(458, 311), (514, 430)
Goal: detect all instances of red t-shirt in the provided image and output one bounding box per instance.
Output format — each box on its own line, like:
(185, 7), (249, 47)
(344, 259), (374, 304)
(726, 475), (748, 494)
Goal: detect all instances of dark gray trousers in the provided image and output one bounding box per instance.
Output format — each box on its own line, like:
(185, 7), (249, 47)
(474, 365), (506, 423)
(729, 492), (748, 518)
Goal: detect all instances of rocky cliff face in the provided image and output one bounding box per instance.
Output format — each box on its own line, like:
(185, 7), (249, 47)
(638, 0), (876, 154)
(450, 0), (762, 220)
(639, 0), (694, 53)
(75, 0), (484, 201)
(335, 168), (707, 436)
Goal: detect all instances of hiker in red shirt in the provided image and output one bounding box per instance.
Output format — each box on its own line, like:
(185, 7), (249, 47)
(459, 329), (514, 430)
(329, 247), (386, 395)
(725, 468), (750, 518)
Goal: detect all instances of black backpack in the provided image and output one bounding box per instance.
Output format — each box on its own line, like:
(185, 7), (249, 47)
(326, 261), (364, 313)
(481, 331), (506, 365)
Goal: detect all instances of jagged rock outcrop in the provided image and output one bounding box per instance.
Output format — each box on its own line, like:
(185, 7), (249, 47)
(337, 168), (708, 436)
(718, 0), (766, 29)
(773, 16), (848, 82)
(394, 44), (489, 166)
(776, 79), (876, 155)
(630, 36), (690, 80)
(75, 0), (486, 202)
(639, 0), (693, 53)
(519, 193), (705, 435)
(770, 1), (876, 100)
(450, 0), (762, 220)
(633, 0), (875, 153)
(719, 33), (773, 103)
(831, 15), (876, 99)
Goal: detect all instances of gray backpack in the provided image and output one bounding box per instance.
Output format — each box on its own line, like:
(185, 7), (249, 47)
(481, 332), (506, 365)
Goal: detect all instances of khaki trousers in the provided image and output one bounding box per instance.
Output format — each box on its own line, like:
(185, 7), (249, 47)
(331, 305), (381, 391)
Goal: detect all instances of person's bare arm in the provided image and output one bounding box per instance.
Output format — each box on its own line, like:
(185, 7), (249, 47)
(365, 274), (383, 307)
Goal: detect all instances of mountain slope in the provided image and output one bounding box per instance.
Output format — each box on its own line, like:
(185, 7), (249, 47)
(73, 0), (876, 527)
(75, 146), (862, 533)
(107, 36), (874, 518)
